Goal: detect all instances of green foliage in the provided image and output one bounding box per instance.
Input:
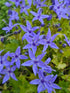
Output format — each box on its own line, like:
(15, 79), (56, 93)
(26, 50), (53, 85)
(56, 80), (70, 93)
(2, 75), (37, 93)
(0, 0), (9, 35)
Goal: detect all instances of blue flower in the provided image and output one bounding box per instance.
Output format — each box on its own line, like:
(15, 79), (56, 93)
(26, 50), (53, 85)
(2, 65), (17, 84)
(34, 0), (47, 8)
(22, 49), (46, 75)
(52, 0), (68, 20)
(20, 20), (39, 40)
(47, 14), (52, 21)
(9, 10), (19, 21)
(59, 0), (70, 18)
(30, 69), (61, 93)
(20, 0), (30, 15)
(9, 0), (21, 7)
(5, 2), (12, 7)
(30, 8), (49, 24)
(2, 20), (19, 33)
(39, 28), (59, 52)
(9, 46), (28, 68)
(23, 32), (42, 54)
(41, 57), (53, 73)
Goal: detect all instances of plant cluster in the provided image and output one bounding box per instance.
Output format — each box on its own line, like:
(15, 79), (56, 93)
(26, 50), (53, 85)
(0, 0), (70, 93)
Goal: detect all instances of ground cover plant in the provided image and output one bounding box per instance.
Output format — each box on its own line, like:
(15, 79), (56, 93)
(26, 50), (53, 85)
(0, 0), (70, 93)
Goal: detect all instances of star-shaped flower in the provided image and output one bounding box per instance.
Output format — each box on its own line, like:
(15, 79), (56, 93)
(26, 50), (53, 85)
(34, 0), (47, 8)
(42, 57), (53, 73)
(22, 49), (46, 75)
(30, 69), (61, 93)
(23, 32), (43, 54)
(1, 65), (17, 84)
(52, 0), (68, 20)
(20, 0), (30, 15)
(39, 28), (59, 52)
(20, 20), (39, 40)
(9, 0), (21, 7)
(5, 2), (12, 7)
(2, 20), (19, 33)
(30, 8), (49, 24)
(9, 10), (19, 21)
(9, 46), (28, 68)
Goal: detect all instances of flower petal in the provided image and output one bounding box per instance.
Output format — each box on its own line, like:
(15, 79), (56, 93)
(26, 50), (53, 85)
(30, 11), (37, 16)
(19, 55), (28, 59)
(37, 84), (46, 93)
(28, 49), (35, 59)
(10, 73), (18, 81)
(46, 28), (51, 40)
(26, 20), (32, 29)
(32, 17), (38, 22)
(20, 25), (27, 32)
(42, 44), (48, 52)
(32, 46), (37, 55)
(22, 60), (32, 66)
(39, 18), (44, 24)
(32, 65), (38, 76)
(30, 79), (40, 85)
(51, 33), (59, 42)
(41, 15), (49, 19)
(37, 52), (46, 61)
(50, 43), (59, 49)
(52, 84), (61, 89)
(23, 44), (31, 49)
(2, 74), (9, 84)
(16, 59), (20, 68)
(45, 57), (51, 64)
(15, 46), (21, 55)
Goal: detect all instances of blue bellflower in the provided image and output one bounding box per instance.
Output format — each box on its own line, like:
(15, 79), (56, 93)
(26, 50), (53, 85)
(9, 46), (28, 68)
(23, 32), (42, 54)
(39, 28), (59, 52)
(34, 0), (47, 8)
(20, 20), (39, 40)
(9, 10), (19, 21)
(20, 0), (30, 15)
(30, 8), (49, 24)
(30, 69), (61, 93)
(42, 57), (53, 73)
(9, 0), (21, 7)
(1, 65), (17, 84)
(5, 2), (12, 7)
(22, 49), (46, 75)
(2, 20), (19, 33)
(59, 0), (70, 17)
(52, 0), (68, 20)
